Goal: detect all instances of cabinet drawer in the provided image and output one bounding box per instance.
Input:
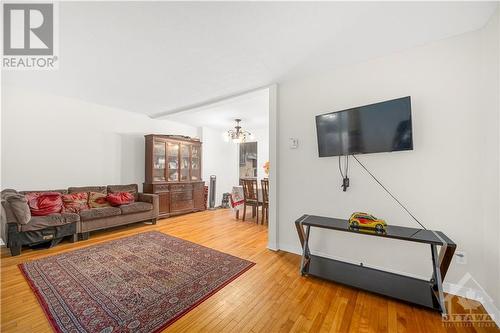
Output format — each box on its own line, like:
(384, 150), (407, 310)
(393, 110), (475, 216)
(170, 184), (193, 192)
(171, 191), (193, 201)
(153, 184), (170, 192)
(171, 199), (194, 212)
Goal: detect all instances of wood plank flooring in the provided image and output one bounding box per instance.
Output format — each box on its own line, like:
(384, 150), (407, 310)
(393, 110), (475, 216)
(1, 209), (498, 332)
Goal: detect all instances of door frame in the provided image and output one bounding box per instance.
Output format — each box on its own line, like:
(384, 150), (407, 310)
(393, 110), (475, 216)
(267, 84), (279, 250)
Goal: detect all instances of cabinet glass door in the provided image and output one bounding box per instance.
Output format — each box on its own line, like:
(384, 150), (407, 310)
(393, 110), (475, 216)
(191, 145), (201, 181)
(153, 141), (166, 182)
(180, 144), (190, 181)
(167, 143), (179, 182)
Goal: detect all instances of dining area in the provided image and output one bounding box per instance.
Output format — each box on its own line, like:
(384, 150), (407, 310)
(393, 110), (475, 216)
(230, 178), (269, 225)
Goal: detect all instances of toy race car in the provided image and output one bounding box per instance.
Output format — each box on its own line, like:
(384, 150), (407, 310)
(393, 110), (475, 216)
(349, 212), (387, 232)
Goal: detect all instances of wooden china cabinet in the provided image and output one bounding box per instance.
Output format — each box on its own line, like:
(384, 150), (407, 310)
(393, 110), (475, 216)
(143, 135), (205, 218)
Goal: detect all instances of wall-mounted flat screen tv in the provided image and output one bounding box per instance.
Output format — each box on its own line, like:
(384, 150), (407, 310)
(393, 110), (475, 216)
(316, 96), (413, 157)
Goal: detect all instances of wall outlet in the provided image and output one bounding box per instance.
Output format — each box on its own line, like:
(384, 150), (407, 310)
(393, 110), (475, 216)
(455, 251), (467, 265)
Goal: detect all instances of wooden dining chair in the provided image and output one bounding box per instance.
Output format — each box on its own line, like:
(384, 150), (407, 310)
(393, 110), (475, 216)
(261, 178), (269, 224)
(241, 178), (262, 224)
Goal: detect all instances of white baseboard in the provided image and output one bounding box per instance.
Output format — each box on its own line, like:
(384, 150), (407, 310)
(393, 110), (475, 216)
(278, 242), (499, 327)
(267, 243), (279, 251)
(0, 238), (4, 246)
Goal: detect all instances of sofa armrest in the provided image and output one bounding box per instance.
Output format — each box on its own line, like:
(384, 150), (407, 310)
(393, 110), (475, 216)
(137, 193), (156, 203)
(1, 200), (21, 225)
(137, 193), (159, 217)
(1, 194), (31, 225)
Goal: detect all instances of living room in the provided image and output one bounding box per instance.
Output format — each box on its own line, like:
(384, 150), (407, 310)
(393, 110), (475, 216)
(1, 2), (499, 333)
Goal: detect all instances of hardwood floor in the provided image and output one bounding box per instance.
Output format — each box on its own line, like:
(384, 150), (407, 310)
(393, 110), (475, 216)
(1, 209), (498, 333)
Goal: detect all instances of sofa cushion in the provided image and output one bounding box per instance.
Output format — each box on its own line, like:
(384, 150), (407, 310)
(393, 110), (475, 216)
(79, 207), (121, 221)
(107, 184), (138, 193)
(120, 202), (153, 215)
(19, 189), (67, 195)
(20, 213), (79, 232)
(68, 186), (106, 194)
(107, 184), (138, 200)
(88, 192), (111, 208)
(25, 192), (63, 216)
(5, 194), (31, 224)
(107, 192), (134, 206)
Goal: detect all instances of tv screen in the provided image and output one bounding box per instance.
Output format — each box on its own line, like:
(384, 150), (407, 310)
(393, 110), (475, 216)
(316, 96), (413, 157)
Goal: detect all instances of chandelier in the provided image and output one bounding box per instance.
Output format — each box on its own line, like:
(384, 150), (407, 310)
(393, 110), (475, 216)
(224, 119), (253, 143)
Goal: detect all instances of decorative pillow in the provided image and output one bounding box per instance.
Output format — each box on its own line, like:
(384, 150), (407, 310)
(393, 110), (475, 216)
(106, 192), (135, 206)
(88, 191), (111, 208)
(62, 192), (89, 213)
(25, 192), (63, 216)
(107, 184), (138, 200)
(5, 193), (31, 224)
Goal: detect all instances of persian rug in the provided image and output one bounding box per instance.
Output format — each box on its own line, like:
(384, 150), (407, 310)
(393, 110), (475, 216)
(19, 231), (255, 333)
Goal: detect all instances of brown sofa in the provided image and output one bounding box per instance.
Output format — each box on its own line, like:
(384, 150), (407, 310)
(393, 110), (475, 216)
(1, 184), (159, 256)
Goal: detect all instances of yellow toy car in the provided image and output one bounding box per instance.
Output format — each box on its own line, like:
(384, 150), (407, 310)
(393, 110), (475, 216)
(349, 212), (387, 232)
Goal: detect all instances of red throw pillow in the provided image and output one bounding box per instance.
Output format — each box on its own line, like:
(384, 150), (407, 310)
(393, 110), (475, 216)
(62, 192), (89, 213)
(106, 192), (134, 206)
(25, 192), (63, 216)
(89, 192), (110, 208)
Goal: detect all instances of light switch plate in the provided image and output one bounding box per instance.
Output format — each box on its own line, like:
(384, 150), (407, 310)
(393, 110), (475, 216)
(289, 138), (299, 149)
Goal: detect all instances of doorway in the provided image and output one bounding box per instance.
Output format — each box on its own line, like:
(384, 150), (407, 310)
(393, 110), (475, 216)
(161, 84), (278, 251)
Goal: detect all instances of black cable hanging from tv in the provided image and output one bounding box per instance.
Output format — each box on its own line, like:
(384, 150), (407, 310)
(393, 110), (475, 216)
(338, 155), (350, 191)
(350, 154), (428, 231)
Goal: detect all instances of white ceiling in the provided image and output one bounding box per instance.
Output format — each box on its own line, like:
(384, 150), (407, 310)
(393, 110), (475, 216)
(166, 88), (269, 132)
(3, 2), (497, 117)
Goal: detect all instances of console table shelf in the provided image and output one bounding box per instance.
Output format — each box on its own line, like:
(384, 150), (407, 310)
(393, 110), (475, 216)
(295, 215), (456, 314)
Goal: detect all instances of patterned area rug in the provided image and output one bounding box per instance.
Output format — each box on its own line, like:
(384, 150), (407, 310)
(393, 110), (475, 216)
(19, 231), (255, 333)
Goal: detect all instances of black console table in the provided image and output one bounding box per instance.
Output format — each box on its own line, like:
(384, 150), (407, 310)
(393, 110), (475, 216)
(295, 215), (456, 314)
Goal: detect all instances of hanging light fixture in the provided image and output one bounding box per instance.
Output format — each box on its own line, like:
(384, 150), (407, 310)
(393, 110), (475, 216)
(224, 119), (253, 143)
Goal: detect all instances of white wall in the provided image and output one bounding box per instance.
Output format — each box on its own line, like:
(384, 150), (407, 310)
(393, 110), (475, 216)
(277, 12), (499, 308)
(200, 126), (239, 206)
(497, 6), (500, 313)
(1, 88), (197, 191)
(481, 8), (500, 308)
